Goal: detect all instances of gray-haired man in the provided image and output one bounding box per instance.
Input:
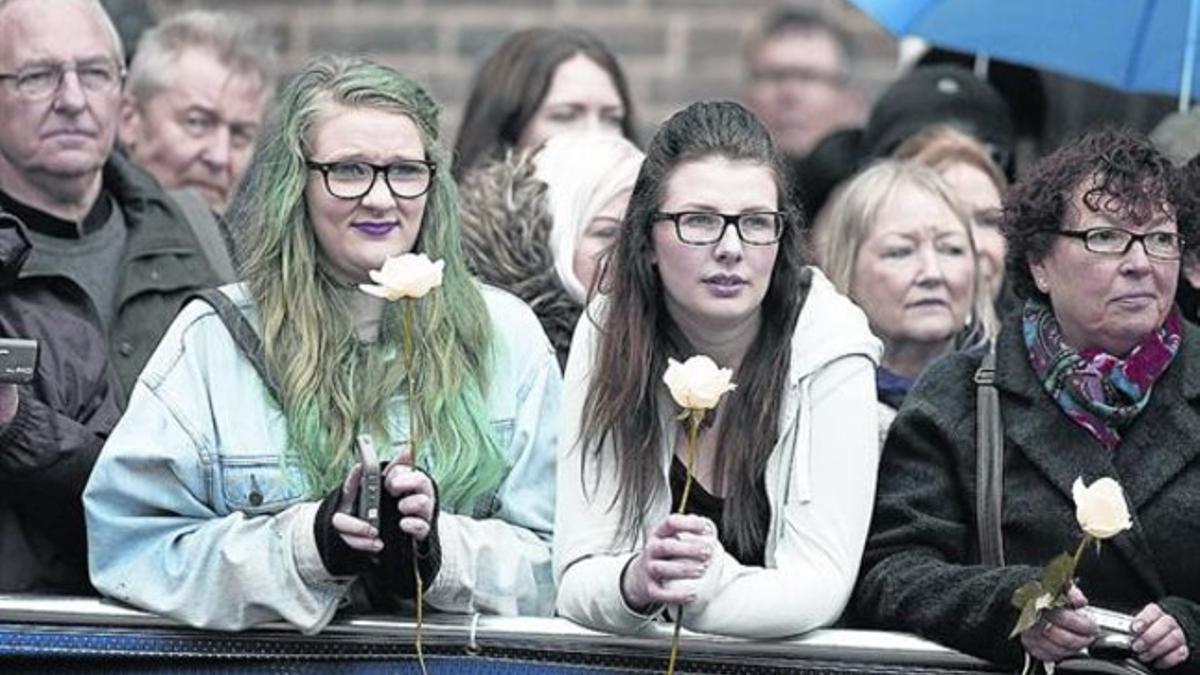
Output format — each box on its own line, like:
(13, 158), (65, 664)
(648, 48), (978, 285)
(120, 10), (275, 217)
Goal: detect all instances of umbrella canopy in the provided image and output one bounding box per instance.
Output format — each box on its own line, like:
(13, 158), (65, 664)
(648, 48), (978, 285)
(849, 0), (1200, 110)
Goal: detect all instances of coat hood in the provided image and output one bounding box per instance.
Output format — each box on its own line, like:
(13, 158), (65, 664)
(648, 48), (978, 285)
(789, 267), (882, 380)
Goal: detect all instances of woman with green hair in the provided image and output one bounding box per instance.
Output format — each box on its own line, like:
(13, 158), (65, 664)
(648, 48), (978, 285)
(83, 55), (562, 632)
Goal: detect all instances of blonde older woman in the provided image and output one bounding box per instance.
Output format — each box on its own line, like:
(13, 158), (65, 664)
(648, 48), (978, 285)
(817, 159), (995, 436)
(895, 125), (1010, 307)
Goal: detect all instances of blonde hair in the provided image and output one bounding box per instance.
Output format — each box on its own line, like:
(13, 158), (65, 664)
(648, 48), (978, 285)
(818, 158), (998, 342)
(533, 131), (644, 302)
(894, 123), (1007, 192)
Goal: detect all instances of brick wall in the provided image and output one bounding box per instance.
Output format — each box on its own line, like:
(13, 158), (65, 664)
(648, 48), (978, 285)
(142, 0), (899, 140)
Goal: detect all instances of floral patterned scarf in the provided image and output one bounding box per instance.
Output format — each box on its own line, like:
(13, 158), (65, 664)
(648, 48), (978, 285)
(1022, 299), (1182, 450)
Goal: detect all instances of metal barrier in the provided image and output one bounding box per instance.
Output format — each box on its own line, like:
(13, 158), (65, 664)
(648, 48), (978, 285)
(0, 595), (1147, 674)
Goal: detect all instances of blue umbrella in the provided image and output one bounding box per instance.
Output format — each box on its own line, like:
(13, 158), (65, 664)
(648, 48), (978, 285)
(849, 0), (1200, 111)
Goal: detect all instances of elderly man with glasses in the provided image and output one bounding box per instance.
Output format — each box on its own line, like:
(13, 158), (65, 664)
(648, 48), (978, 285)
(0, 0), (220, 593)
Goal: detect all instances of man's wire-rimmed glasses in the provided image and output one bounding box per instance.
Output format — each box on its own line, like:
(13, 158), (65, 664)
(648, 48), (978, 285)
(0, 59), (124, 100)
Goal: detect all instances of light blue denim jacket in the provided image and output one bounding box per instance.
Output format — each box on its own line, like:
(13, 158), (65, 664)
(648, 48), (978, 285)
(84, 284), (561, 633)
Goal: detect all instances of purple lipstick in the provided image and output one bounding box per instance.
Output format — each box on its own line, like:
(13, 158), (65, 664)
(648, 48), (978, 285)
(352, 221), (399, 237)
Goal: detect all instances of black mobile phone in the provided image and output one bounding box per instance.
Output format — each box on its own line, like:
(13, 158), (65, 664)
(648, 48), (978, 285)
(0, 338), (37, 384)
(356, 434), (381, 531)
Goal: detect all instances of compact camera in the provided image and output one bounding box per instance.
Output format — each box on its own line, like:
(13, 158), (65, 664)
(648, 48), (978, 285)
(1081, 605), (1136, 657)
(0, 338), (37, 384)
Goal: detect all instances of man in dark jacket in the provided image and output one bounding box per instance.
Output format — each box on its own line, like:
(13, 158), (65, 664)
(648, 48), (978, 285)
(0, 0), (222, 592)
(0, 0), (222, 404)
(0, 212), (122, 592)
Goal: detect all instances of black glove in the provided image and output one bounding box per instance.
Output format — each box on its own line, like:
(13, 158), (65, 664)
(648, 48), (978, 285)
(313, 477), (378, 578)
(372, 465), (442, 600)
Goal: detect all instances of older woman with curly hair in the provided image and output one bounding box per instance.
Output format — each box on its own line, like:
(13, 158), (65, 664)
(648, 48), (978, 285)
(855, 128), (1200, 672)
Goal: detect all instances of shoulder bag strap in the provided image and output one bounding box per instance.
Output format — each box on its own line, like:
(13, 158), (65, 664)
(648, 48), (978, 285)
(974, 343), (1006, 566)
(185, 289), (281, 405)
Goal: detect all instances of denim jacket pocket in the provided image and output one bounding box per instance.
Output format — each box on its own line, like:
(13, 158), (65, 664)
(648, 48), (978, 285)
(491, 417), (515, 449)
(462, 418), (516, 518)
(217, 456), (307, 516)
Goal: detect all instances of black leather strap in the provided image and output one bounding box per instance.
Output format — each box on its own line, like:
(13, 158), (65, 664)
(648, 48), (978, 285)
(974, 344), (1006, 567)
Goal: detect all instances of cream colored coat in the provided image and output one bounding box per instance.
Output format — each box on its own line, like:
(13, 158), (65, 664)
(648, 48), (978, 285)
(554, 268), (883, 638)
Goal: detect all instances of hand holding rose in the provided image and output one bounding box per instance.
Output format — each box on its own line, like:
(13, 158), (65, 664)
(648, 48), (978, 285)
(1019, 585), (1097, 663)
(621, 514), (716, 612)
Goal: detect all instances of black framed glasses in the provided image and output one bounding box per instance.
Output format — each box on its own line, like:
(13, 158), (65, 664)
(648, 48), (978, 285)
(654, 211), (785, 246)
(1053, 227), (1185, 261)
(0, 59), (124, 101)
(306, 160), (436, 200)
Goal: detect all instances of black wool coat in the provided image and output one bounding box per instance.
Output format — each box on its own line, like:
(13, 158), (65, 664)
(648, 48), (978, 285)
(854, 312), (1200, 673)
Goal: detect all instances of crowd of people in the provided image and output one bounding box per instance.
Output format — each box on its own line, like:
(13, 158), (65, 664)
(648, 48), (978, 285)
(1, 0), (1198, 672)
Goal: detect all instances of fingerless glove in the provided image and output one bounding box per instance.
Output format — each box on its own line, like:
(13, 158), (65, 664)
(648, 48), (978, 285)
(373, 466), (442, 599)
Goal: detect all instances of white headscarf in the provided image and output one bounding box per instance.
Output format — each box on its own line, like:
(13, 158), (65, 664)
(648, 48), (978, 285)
(533, 132), (644, 302)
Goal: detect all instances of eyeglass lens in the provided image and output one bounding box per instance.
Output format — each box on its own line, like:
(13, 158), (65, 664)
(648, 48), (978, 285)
(322, 161), (432, 199)
(676, 212), (781, 244)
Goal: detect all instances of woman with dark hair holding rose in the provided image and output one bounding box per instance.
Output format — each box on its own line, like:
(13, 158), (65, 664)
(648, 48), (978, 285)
(554, 101), (881, 638)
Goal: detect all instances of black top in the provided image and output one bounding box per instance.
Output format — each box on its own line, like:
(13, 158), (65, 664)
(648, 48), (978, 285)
(669, 455), (768, 567)
(0, 188), (113, 237)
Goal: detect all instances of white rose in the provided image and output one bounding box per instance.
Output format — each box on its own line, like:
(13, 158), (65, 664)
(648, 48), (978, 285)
(1072, 477), (1132, 540)
(662, 355), (736, 411)
(359, 253), (445, 301)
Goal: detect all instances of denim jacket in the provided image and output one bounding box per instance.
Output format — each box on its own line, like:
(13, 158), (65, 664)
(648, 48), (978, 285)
(84, 283), (561, 632)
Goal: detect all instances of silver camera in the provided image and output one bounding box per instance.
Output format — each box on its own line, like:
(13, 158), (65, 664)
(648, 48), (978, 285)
(0, 338), (37, 384)
(1080, 605), (1136, 656)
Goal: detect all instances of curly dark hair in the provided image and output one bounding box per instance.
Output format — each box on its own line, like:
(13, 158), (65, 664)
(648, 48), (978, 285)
(1001, 127), (1196, 301)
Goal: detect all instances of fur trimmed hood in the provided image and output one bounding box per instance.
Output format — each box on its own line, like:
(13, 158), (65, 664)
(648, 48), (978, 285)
(458, 150), (581, 368)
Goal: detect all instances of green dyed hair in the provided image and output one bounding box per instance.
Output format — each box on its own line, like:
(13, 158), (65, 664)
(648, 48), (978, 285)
(231, 55), (507, 511)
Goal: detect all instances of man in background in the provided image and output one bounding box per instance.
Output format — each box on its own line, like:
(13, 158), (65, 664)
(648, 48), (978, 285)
(742, 6), (865, 160)
(0, 0), (220, 591)
(119, 10), (276, 280)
